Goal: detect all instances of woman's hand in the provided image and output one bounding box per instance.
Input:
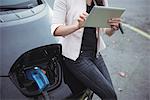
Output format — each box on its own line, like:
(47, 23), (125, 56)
(108, 18), (121, 31)
(105, 18), (121, 36)
(76, 12), (89, 29)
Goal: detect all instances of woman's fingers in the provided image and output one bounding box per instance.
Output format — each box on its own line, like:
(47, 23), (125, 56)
(79, 12), (88, 21)
(108, 18), (121, 23)
(78, 17), (85, 22)
(77, 12), (89, 28)
(111, 18), (121, 21)
(108, 19), (121, 23)
(111, 26), (119, 31)
(82, 12), (89, 17)
(108, 20), (121, 23)
(109, 22), (119, 27)
(79, 15), (86, 21)
(108, 21), (119, 27)
(109, 23), (120, 31)
(107, 18), (121, 31)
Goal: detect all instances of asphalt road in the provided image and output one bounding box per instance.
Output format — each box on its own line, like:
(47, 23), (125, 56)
(109, 0), (150, 34)
(93, 0), (150, 100)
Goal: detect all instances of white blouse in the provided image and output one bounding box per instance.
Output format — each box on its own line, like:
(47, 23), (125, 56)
(51, 0), (108, 61)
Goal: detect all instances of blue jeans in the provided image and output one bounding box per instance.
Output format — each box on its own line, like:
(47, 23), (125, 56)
(63, 51), (117, 100)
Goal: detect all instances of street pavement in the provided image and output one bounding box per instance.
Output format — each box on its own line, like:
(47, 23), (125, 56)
(109, 0), (150, 34)
(93, 0), (150, 100)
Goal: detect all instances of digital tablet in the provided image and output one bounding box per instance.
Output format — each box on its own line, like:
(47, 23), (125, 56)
(84, 6), (125, 28)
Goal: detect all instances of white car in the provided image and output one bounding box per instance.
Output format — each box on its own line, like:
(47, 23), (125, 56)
(0, 0), (93, 100)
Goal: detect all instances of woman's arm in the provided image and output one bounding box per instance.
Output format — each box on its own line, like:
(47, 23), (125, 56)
(54, 12), (88, 36)
(54, 22), (79, 36)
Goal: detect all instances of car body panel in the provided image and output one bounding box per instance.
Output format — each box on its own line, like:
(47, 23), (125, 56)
(0, 3), (57, 76)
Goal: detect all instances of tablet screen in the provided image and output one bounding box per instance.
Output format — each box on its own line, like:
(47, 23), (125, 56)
(84, 6), (125, 28)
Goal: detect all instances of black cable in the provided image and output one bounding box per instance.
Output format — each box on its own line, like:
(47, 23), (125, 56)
(42, 90), (50, 100)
